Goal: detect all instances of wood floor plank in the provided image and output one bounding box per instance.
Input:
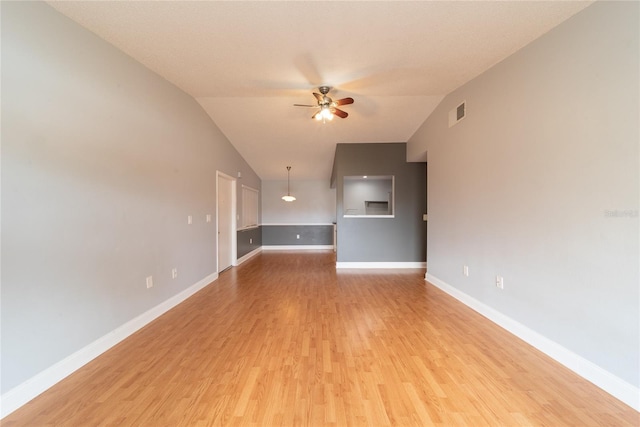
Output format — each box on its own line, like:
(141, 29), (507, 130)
(3, 251), (638, 426)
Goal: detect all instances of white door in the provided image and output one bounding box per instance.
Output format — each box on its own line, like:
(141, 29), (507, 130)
(217, 173), (234, 272)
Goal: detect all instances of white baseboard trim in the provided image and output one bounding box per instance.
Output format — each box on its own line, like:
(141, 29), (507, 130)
(336, 262), (426, 269)
(236, 247), (262, 265)
(0, 272), (218, 419)
(262, 245), (334, 251)
(425, 273), (640, 412)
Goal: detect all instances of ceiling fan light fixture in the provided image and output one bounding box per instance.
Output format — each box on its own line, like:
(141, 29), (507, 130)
(282, 166), (296, 202)
(294, 86), (353, 122)
(321, 107), (333, 120)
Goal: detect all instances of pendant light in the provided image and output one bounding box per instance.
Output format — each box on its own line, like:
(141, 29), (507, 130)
(282, 166), (296, 202)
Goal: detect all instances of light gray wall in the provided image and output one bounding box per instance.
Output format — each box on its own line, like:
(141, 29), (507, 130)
(262, 179), (335, 225)
(408, 1), (639, 387)
(261, 179), (335, 247)
(1, 1), (260, 393)
(334, 143), (426, 262)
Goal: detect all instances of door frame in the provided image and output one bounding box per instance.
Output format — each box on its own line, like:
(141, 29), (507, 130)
(216, 171), (237, 272)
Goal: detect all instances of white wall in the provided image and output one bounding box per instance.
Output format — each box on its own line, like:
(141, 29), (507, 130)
(262, 179), (335, 224)
(1, 1), (260, 397)
(408, 0), (638, 396)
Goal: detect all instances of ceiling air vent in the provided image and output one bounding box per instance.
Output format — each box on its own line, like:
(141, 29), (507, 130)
(448, 101), (466, 127)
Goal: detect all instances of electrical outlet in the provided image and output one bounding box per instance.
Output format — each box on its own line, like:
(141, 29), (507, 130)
(296, 234), (300, 239)
(206, 214), (212, 223)
(496, 275), (504, 289)
(146, 276), (153, 289)
(171, 268), (178, 279)
(249, 238), (253, 244)
(187, 215), (193, 225)
(463, 265), (469, 277)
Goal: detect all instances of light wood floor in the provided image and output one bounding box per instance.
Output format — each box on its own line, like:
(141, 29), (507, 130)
(4, 251), (638, 426)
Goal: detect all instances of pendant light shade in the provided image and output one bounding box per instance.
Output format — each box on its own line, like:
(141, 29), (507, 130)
(282, 166), (296, 202)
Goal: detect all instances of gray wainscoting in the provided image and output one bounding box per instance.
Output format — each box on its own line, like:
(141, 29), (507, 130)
(262, 225), (334, 246)
(237, 227), (262, 258)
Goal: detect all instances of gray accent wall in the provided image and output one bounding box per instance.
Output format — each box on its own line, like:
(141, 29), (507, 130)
(408, 2), (639, 387)
(334, 143), (426, 262)
(1, 2), (260, 394)
(262, 225), (334, 246)
(237, 227), (262, 258)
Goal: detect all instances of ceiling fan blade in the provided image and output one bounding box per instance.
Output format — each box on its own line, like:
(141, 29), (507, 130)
(313, 92), (323, 102)
(293, 104), (318, 107)
(311, 111), (321, 120)
(335, 97), (354, 106)
(333, 108), (348, 118)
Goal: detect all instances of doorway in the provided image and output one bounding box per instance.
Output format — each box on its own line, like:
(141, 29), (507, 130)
(217, 171), (237, 273)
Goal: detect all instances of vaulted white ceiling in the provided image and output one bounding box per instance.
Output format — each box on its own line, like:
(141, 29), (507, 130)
(48, 1), (592, 180)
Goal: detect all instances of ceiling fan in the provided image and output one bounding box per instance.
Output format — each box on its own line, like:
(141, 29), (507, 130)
(294, 86), (354, 121)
